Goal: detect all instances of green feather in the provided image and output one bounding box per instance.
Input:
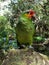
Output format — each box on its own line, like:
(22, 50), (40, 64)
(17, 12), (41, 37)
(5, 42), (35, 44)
(16, 14), (35, 46)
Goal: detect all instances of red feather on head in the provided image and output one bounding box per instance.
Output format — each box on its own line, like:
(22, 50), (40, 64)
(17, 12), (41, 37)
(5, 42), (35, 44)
(25, 9), (36, 19)
(29, 9), (35, 17)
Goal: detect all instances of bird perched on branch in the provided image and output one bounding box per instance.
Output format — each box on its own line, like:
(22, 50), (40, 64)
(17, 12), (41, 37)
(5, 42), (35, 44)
(16, 9), (36, 48)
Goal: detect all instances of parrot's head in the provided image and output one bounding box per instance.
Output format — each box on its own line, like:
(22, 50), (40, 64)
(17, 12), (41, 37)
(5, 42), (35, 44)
(25, 9), (36, 20)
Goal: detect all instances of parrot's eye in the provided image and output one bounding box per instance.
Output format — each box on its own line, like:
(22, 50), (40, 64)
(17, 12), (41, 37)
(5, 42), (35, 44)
(27, 12), (29, 14)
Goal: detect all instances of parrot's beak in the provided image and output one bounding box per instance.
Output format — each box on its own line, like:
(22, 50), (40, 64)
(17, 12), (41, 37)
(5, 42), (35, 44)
(32, 14), (36, 19)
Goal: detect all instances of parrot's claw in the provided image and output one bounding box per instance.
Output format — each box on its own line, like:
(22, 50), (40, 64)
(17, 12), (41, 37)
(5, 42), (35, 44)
(22, 45), (26, 48)
(29, 45), (34, 49)
(19, 45), (26, 49)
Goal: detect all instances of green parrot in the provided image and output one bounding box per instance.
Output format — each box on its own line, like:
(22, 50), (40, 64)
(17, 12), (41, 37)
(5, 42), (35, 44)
(16, 10), (36, 48)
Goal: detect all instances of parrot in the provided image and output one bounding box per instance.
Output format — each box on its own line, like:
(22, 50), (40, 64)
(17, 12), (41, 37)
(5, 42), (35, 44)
(16, 9), (36, 48)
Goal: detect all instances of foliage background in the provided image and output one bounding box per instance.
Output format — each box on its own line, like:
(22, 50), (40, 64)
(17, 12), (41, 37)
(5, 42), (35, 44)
(0, 0), (49, 58)
(0, 0), (49, 65)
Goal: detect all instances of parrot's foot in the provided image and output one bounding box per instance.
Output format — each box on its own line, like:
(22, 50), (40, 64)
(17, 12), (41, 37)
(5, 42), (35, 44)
(29, 45), (34, 49)
(19, 45), (26, 49)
